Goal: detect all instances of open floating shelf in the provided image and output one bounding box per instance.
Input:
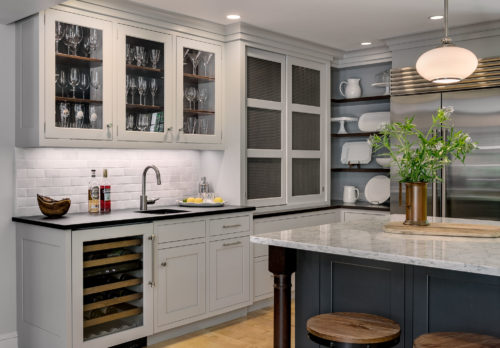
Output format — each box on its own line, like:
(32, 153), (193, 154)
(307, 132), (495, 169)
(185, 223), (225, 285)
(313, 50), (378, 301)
(184, 109), (215, 114)
(56, 97), (103, 104)
(126, 104), (163, 111)
(331, 168), (390, 173)
(126, 64), (163, 73)
(56, 53), (103, 63)
(331, 95), (390, 103)
(183, 73), (215, 81)
(332, 132), (381, 138)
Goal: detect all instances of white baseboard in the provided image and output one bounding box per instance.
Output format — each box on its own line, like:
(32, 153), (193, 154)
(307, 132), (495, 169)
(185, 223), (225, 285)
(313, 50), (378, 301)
(0, 332), (17, 348)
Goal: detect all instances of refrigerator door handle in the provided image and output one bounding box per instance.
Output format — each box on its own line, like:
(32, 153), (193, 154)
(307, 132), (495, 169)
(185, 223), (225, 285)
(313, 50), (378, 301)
(441, 128), (447, 217)
(432, 180), (437, 217)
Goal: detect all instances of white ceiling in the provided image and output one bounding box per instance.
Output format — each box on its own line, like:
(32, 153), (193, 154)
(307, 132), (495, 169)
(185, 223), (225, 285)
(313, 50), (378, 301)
(130, 0), (500, 51)
(0, 0), (65, 24)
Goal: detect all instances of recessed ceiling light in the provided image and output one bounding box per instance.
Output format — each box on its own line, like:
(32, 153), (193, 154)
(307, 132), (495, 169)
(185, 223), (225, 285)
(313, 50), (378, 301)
(429, 15), (444, 20)
(226, 14), (241, 20)
(361, 42), (372, 46)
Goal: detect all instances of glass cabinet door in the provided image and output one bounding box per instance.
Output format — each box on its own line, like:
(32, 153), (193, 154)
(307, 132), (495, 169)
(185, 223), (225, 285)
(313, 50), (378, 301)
(176, 37), (222, 143)
(116, 25), (173, 142)
(44, 10), (113, 140)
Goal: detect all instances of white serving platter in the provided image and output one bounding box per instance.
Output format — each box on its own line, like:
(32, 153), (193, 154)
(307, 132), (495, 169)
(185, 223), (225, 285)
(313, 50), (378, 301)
(341, 141), (372, 165)
(358, 112), (390, 132)
(364, 175), (390, 204)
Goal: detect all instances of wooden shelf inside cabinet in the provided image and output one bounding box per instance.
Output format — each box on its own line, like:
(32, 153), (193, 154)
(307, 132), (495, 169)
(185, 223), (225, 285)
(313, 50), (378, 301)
(183, 73), (215, 81)
(184, 109), (215, 115)
(126, 64), (163, 73)
(84, 277), (142, 296)
(56, 53), (102, 64)
(83, 253), (142, 268)
(331, 95), (390, 103)
(83, 303), (142, 328)
(84, 292), (142, 312)
(56, 97), (103, 104)
(83, 239), (142, 253)
(331, 168), (390, 173)
(332, 132), (381, 138)
(126, 104), (163, 111)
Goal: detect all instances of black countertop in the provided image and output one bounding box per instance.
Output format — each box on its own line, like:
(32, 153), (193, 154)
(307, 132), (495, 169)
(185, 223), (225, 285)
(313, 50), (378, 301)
(13, 205), (256, 230)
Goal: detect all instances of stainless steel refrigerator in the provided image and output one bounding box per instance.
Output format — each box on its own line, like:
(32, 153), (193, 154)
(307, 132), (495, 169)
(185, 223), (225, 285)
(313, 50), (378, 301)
(390, 87), (500, 220)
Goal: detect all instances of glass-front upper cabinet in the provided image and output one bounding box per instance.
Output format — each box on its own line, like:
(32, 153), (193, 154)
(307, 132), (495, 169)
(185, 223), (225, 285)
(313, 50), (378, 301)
(44, 10), (113, 140)
(176, 37), (222, 143)
(116, 25), (173, 142)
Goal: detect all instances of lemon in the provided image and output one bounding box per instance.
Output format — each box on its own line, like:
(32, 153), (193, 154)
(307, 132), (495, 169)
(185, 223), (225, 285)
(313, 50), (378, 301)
(194, 197), (204, 204)
(186, 197), (196, 203)
(214, 197), (224, 203)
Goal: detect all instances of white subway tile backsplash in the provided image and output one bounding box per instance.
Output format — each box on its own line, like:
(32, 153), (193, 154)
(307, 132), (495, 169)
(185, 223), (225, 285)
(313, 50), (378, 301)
(15, 148), (201, 216)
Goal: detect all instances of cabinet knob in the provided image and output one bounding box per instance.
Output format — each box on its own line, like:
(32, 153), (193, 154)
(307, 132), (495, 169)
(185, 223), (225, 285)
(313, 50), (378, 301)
(161, 261), (167, 267)
(106, 123), (113, 128)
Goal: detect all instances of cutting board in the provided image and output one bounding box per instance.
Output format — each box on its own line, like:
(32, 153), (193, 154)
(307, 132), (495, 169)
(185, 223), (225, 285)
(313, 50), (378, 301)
(384, 222), (500, 238)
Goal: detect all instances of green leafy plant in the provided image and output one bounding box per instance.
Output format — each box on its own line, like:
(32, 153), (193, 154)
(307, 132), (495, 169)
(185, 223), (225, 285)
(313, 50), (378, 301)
(370, 107), (477, 183)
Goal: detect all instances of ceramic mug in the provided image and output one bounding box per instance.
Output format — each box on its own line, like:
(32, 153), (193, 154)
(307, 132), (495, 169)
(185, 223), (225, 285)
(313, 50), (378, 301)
(343, 185), (360, 203)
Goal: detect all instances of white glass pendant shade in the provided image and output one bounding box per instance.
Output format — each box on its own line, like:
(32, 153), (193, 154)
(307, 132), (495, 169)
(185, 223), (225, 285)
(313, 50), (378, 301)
(416, 45), (478, 84)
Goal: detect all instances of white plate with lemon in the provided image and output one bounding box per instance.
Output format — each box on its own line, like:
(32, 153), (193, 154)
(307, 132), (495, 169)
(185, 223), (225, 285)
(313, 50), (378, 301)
(177, 196), (226, 207)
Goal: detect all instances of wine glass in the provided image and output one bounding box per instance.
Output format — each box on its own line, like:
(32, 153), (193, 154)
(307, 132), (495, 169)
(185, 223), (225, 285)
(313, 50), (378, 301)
(79, 72), (90, 99)
(126, 114), (135, 130)
(199, 118), (209, 134)
(88, 29), (99, 57)
(197, 88), (208, 109)
(126, 44), (134, 65)
(59, 102), (70, 127)
(57, 70), (67, 97)
(201, 52), (213, 76)
(129, 77), (137, 104)
(187, 116), (197, 134)
(55, 22), (65, 53)
(90, 70), (101, 95)
(188, 51), (201, 75)
(69, 68), (80, 98)
(134, 46), (145, 67)
(89, 105), (98, 129)
(137, 76), (145, 105)
(150, 78), (158, 106)
(126, 75), (130, 102)
(69, 25), (82, 55)
(150, 49), (161, 69)
(74, 104), (84, 128)
(63, 25), (72, 54)
(137, 114), (150, 131)
(82, 36), (91, 57)
(183, 48), (189, 65)
(185, 87), (197, 110)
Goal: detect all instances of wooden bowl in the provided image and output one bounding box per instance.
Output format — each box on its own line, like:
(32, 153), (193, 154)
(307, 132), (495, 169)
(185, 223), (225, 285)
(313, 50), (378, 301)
(37, 194), (71, 218)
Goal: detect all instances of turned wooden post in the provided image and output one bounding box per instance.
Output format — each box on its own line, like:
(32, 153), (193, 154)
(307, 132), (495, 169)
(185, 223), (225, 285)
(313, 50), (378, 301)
(268, 245), (296, 348)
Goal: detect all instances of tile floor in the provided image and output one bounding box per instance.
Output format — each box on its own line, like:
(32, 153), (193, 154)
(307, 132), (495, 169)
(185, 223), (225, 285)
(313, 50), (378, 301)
(149, 304), (295, 348)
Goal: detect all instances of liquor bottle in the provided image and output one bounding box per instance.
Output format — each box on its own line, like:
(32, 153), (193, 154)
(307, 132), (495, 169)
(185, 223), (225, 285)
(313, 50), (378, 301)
(88, 169), (100, 214)
(100, 169), (111, 213)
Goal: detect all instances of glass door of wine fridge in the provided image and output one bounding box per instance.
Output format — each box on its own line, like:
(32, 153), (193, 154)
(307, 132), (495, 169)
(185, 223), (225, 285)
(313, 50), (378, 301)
(116, 24), (174, 142)
(176, 37), (222, 143)
(44, 9), (113, 141)
(72, 225), (154, 347)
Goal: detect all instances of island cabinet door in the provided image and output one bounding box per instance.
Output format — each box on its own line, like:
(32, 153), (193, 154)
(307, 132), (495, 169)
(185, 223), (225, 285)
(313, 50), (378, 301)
(209, 236), (250, 311)
(72, 224), (154, 348)
(154, 243), (206, 331)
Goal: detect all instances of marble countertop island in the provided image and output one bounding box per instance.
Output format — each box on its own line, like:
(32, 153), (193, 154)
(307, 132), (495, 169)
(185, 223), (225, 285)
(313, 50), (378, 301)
(251, 218), (500, 277)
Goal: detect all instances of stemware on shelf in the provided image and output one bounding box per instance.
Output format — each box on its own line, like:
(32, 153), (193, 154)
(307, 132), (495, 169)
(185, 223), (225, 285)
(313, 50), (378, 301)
(187, 116), (197, 134)
(126, 114), (135, 131)
(74, 104), (84, 128)
(88, 29), (99, 58)
(82, 36), (91, 57)
(201, 52), (213, 76)
(89, 105), (98, 129)
(55, 22), (66, 53)
(185, 87), (197, 109)
(187, 51), (201, 75)
(90, 70), (101, 93)
(126, 44), (134, 65)
(126, 75), (130, 102)
(150, 49), (161, 69)
(129, 77), (137, 104)
(80, 72), (90, 99)
(183, 48), (189, 65)
(63, 25), (72, 54)
(137, 113), (150, 131)
(57, 70), (67, 97)
(150, 78), (158, 106)
(134, 46), (145, 67)
(66, 25), (82, 56)
(137, 76), (145, 105)
(69, 68), (80, 98)
(59, 102), (70, 128)
(197, 88), (208, 109)
(199, 118), (209, 134)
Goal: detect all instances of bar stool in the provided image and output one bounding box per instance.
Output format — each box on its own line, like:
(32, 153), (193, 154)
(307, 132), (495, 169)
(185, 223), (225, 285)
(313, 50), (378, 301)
(307, 312), (401, 348)
(414, 332), (500, 348)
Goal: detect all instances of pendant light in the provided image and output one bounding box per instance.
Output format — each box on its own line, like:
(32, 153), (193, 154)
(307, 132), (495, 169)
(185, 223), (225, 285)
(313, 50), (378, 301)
(416, 0), (478, 84)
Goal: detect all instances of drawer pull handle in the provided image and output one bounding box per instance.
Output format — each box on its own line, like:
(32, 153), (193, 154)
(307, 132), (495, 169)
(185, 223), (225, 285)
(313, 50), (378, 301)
(148, 234), (156, 287)
(161, 262), (167, 267)
(222, 241), (242, 247)
(223, 224), (241, 229)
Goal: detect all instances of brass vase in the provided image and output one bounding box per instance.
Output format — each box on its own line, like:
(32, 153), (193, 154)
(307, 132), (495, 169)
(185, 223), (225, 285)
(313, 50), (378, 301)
(399, 182), (429, 226)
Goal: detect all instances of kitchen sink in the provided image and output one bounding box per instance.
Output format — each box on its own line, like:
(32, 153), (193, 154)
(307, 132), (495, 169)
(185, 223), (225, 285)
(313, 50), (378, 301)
(136, 208), (188, 214)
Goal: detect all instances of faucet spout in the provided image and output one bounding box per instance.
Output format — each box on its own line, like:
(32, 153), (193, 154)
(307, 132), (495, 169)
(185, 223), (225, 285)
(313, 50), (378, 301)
(140, 165), (162, 211)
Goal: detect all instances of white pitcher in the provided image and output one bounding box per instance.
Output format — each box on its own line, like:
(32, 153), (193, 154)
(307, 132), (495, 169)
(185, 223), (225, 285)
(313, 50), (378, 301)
(339, 78), (362, 99)
(343, 185), (360, 203)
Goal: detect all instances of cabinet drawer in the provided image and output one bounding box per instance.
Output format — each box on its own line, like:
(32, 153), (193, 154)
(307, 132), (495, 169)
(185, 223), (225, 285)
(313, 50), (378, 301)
(156, 220), (206, 244)
(209, 215), (250, 237)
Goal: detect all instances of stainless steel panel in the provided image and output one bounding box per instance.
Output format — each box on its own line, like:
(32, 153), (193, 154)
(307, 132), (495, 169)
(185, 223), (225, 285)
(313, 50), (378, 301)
(442, 88), (500, 220)
(390, 94), (442, 216)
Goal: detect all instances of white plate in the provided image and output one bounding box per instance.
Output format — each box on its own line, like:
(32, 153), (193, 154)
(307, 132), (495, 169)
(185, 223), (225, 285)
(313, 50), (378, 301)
(364, 175), (390, 204)
(358, 112), (390, 132)
(341, 141), (372, 165)
(176, 200), (225, 207)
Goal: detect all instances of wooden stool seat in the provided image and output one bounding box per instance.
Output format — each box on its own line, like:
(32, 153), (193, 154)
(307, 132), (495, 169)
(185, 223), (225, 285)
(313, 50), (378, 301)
(307, 312), (401, 347)
(414, 332), (500, 348)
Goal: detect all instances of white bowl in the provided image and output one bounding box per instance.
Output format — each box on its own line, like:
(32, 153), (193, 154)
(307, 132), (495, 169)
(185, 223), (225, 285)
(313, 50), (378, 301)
(376, 157), (391, 168)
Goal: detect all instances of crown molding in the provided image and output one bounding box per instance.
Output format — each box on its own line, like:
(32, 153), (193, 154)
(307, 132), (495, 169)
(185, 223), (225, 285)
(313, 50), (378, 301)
(333, 46), (392, 68)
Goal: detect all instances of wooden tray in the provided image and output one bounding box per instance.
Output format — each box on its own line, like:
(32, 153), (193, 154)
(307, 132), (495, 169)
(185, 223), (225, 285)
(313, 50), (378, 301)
(384, 222), (500, 238)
